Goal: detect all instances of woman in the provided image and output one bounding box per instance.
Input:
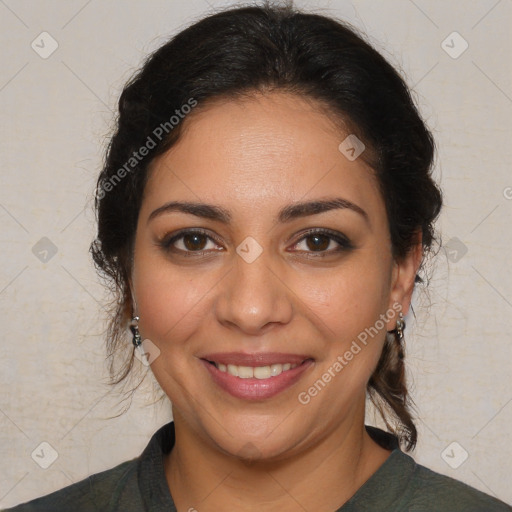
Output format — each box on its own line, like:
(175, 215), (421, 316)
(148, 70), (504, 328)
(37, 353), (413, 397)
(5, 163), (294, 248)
(5, 3), (511, 511)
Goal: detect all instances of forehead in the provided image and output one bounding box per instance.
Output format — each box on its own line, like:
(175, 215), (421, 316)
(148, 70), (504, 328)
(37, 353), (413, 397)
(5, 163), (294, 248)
(143, 92), (383, 220)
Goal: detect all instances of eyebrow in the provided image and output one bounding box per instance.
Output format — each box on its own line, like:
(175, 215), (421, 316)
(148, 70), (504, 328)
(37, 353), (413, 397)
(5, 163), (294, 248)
(148, 198), (369, 225)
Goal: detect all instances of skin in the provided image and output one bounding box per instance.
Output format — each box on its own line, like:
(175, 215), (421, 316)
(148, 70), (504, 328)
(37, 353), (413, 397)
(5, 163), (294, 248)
(131, 91), (422, 511)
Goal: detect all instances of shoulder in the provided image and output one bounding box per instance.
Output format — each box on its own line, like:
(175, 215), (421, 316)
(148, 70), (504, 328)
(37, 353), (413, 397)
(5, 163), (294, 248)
(1, 458), (141, 512)
(349, 428), (511, 512)
(2, 421), (176, 512)
(394, 452), (511, 511)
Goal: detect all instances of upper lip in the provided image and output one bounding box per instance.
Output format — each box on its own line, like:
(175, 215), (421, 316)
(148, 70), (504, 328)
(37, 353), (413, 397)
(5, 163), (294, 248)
(200, 352), (312, 366)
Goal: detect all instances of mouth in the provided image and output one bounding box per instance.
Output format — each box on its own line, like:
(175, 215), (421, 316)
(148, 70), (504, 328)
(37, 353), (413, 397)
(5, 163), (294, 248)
(200, 353), (314, 400)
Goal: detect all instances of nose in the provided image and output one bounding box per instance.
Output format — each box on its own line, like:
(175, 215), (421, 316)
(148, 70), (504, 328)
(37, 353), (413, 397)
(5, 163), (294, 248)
(214, 252), (294, 335)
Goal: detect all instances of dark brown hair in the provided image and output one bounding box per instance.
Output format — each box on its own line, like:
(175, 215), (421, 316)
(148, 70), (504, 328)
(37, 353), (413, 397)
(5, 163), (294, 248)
(91, 3), (442, 451)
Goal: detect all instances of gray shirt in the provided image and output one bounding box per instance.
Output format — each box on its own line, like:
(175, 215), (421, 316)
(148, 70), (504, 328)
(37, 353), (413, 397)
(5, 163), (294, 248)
(3, 422), (511, 511)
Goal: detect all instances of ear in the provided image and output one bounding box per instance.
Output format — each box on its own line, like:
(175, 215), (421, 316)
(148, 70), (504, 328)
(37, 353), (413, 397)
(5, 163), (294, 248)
(386, 231), (423, 330)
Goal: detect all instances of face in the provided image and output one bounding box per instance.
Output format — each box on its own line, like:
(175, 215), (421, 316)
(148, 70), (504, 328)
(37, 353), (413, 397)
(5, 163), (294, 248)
(131, 92), (417, 460)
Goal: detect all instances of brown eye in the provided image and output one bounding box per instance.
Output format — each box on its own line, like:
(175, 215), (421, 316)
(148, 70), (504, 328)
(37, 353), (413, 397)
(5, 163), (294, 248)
(159, 229), (223, 255)
(291, 228), (353, 256)
(305, 234), (331, 251)
(183, 233), (208, 251)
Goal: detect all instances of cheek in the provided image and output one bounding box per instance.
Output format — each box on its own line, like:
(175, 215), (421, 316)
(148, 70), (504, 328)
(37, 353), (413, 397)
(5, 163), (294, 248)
(132, 246), (219, 347)
(295, 264), (390, 413)
(294, 252), (392, 403)
(296, 254), (392, 342)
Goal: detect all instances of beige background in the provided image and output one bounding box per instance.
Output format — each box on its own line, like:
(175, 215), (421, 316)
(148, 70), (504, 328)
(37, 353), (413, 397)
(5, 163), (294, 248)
(1, 0), (511, 508)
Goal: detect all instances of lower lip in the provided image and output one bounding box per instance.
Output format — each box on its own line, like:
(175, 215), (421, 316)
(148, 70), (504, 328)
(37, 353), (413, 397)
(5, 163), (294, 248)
(201, 359), (314, 401)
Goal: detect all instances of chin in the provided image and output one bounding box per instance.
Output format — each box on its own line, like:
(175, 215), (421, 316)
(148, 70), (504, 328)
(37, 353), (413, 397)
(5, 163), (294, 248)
(202, 411), (307, 462)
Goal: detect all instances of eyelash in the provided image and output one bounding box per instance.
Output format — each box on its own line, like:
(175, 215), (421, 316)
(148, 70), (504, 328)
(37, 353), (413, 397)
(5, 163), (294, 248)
(291, 228), (354, 256)
(158, 228), (353, 258)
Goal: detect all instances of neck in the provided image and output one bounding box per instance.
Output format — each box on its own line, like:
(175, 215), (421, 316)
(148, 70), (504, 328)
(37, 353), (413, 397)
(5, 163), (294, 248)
(164, 408), (391, 512)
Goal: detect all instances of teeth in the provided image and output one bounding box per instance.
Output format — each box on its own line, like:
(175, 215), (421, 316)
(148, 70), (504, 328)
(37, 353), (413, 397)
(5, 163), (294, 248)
(215, 362), (299, 379)
(254, 366), (270, 379)
(238, 366), (254, 378)
(270, 364), (282, 376)
(227, 364), (239, 377)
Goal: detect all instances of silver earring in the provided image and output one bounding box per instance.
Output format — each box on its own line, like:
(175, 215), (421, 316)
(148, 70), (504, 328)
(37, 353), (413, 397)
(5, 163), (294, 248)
(130, 316), (142, 348)
(395, 312), (405, 341)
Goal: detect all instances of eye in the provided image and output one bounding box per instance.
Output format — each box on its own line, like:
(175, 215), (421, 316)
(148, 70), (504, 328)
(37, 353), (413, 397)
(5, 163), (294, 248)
(159, 229), (223, 255)
(290, 229), (353, 255)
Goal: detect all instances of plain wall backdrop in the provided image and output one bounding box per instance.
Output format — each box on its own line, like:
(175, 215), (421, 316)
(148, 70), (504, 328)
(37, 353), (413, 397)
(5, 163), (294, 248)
(1, 0), (511, 508)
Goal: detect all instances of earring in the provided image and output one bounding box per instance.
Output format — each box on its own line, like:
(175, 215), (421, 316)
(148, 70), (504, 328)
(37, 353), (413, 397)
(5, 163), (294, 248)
(395, 312), (405, 341)
(130, 316), (142, 348)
